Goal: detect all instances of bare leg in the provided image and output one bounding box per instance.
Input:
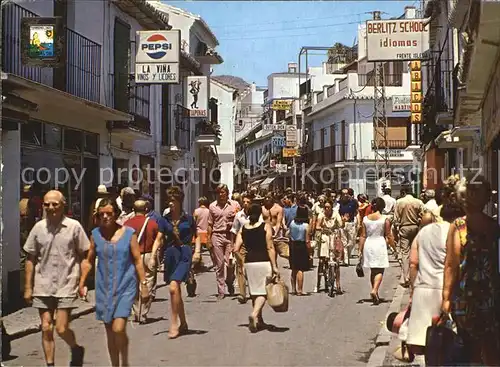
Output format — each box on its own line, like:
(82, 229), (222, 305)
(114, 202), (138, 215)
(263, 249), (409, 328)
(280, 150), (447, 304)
(54, 309), (77, 348)
(39, 309), (55, 365)
(296, 270), (304, 294)
(335, 264), (342, 292)
(168, 281), (183, 338)
(177, 284), (188, 329)
(104, 324), (119, 367)
(291, 270), (297, 294)
(251, 296), (266, 319)
(111, 318), (129, 366)
(372, 269), (384, 296)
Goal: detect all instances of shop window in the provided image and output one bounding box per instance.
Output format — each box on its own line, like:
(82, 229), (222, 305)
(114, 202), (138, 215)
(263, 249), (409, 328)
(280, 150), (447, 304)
(21, 120), (42, 146)
(44, 124), (62, 150)
(84, 133), (99, 155)
(64, 128), (83, 152)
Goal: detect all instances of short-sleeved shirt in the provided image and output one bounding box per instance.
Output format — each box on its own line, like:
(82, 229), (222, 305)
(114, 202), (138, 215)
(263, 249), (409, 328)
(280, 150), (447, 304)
(124, 215), (159, 253)
(23, 216), (90, 298)
(147, 210), (167, 234)
(284, 205), (298, 228)
(208, 200), (237, 233)
(194, 207), (210, 233)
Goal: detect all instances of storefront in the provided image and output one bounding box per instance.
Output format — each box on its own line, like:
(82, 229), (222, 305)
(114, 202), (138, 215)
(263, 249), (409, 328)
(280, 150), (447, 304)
(20, 119), (100, 229)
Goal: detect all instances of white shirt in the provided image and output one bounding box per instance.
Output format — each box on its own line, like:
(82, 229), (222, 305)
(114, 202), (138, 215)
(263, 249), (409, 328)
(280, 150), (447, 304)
(424, 199), (439, 212)
(382, 194), (396, 214)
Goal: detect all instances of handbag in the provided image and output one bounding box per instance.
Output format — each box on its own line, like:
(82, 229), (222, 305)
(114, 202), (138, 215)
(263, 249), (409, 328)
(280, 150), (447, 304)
(355, 260), (364, 277)
(425, 314), (467, 366)
(265, 274), (289, 312)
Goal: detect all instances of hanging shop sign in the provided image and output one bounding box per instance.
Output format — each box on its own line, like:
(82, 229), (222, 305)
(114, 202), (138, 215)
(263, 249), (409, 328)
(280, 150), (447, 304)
(285, 125), (297, 147)
(272, 100), (292, 111)
(185, 76), (208, 117)
(366, 18), (430, 61)
(272, 137), (286, 147)
(392, 95), (411, 112)
(410, 60), (422, 124)
(276, 164), (288, 173)
(263, 124), (287, 131)
(21, 17), (65, 67)
(135, 30), (180, 84)
(282, 148), (298, 158)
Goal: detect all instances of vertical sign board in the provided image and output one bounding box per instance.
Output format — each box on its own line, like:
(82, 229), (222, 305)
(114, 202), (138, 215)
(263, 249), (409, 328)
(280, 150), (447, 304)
(135, 30), (180, 83)
(285, 125), (297, 147)
(186, 76), (208, 118)
(410, 61), (422, 123)
(21, 17), (65, 67)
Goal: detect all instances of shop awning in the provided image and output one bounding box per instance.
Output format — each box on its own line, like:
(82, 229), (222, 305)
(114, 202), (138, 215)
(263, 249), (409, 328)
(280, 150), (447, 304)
(450, 126), (480, 139)
(249, 179), (264, 188)
(260, 176), (277, 189)
(435, 130), (472, 149)
(258, 152), (270, 166)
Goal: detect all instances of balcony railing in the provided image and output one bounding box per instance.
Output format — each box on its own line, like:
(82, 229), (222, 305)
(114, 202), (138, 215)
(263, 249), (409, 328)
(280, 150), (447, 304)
(302, 145), (348, 166)
(327, 85), (335, 97)
(339, 77), (348, 91)
(317, 91), (324, 103)
(358, 74), (403, 87)
(108, 73), (150, 118)
(371, 140), (414, 149)
(175, 104), (191, 150)
(2, 2), (101, 103)
(195, 120), (221, 138)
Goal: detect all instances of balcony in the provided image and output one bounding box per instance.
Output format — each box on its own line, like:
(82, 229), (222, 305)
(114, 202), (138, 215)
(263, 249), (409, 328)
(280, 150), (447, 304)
(302, 145), (348, 166)
(107, 73), (151, 136)
(358, 74), (403, 87)
(371, 140), (414, 149)
(2, 2), (101, 103)
(194, 120), (221, 146)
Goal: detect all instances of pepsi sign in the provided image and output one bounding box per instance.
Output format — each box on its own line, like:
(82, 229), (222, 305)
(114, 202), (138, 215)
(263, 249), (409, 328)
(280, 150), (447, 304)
(136, 30), (180, 64)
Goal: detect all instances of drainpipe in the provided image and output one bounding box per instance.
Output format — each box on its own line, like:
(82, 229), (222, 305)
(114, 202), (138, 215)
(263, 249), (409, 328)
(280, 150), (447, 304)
(353, 96), (358, 160)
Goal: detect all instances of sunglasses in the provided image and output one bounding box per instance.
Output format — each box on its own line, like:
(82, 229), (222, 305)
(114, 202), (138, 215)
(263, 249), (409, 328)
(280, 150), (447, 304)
(43, 202), (60, 208)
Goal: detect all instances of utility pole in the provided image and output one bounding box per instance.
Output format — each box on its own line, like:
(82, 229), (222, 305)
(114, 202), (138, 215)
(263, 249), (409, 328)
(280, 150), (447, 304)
(372, 11), (390, 186)
(292, 100), (297, 192)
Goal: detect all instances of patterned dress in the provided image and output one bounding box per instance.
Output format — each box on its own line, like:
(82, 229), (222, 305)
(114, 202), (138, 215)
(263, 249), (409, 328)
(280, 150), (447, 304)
(452, 216), (500, 340)
(93, 227), (137, 324)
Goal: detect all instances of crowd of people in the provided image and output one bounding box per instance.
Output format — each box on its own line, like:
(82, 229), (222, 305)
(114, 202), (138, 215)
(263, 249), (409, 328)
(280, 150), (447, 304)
(20, 174), (500, 366)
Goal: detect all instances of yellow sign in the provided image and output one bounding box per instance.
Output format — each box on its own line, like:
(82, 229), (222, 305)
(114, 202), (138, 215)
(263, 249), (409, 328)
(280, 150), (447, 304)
(272, 100), (292, 111)
(282, 148), (298, 157)
(411, 113), (422, 123)
(410, 60), (422, 124)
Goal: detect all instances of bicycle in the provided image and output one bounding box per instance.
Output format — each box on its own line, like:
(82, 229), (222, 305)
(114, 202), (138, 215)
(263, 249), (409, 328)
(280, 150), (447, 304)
(326, 229), (343, 297)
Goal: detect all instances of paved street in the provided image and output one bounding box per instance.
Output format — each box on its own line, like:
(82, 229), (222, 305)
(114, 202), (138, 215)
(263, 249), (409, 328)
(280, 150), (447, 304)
(5, 255), (400, 366)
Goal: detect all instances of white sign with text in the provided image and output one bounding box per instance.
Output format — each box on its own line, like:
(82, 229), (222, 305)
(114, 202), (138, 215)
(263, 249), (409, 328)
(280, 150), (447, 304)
(135, 62), (179, 84)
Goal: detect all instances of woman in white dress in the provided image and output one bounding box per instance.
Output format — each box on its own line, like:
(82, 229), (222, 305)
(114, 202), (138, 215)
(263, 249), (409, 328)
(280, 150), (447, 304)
(358, 197), (396, 305)
(406, 202), (465, 356)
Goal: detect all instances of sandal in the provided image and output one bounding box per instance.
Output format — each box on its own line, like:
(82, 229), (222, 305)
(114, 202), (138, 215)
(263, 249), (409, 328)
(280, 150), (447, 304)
(248, 315), (258, 333)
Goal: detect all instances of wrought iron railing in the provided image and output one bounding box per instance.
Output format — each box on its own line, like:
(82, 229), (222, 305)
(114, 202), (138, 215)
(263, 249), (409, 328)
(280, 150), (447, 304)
(327, 85), (336, 97)
(195, 120), (221, 138)
(2, 2), (101, 103)
(358, 73), (403, 87)
(108, 73), (150, 118)
(339, 77), (349, 91)
(65, 28), (101, 102)
(317, 91), (324, 103)
(302, 145), (348, 166)
(175, 104), (191, 150)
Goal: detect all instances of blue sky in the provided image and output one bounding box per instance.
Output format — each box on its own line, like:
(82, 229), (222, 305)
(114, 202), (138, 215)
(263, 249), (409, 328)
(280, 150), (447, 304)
(169, 1), (419, 85)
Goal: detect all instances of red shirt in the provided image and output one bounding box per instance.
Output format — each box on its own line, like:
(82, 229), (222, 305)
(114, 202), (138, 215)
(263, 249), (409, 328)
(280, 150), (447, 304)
(124, 215), (159, 253)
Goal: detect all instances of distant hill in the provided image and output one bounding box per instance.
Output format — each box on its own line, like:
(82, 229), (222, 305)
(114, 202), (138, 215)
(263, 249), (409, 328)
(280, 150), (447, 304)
(212, 75), (251, 92)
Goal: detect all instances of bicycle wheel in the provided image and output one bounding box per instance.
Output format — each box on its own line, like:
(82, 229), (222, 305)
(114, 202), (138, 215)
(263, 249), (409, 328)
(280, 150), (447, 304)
(328, 263), (336, 297)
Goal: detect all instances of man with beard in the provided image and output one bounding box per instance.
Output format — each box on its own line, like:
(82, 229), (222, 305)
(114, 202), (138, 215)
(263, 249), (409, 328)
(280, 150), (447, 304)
(339, 188), (358, 265)
(261, 193), (288, 259)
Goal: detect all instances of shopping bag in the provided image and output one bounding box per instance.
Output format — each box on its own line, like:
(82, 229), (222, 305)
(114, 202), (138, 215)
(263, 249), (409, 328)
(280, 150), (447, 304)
(425, 314), (467, 366)
(265, 275), (289, 312)
(355, 261), (364, 277)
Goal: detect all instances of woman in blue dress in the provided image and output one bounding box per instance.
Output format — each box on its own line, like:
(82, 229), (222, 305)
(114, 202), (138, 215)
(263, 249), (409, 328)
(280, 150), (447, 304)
(79, 198), (149, 366)
(163, 186), (199, 339)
